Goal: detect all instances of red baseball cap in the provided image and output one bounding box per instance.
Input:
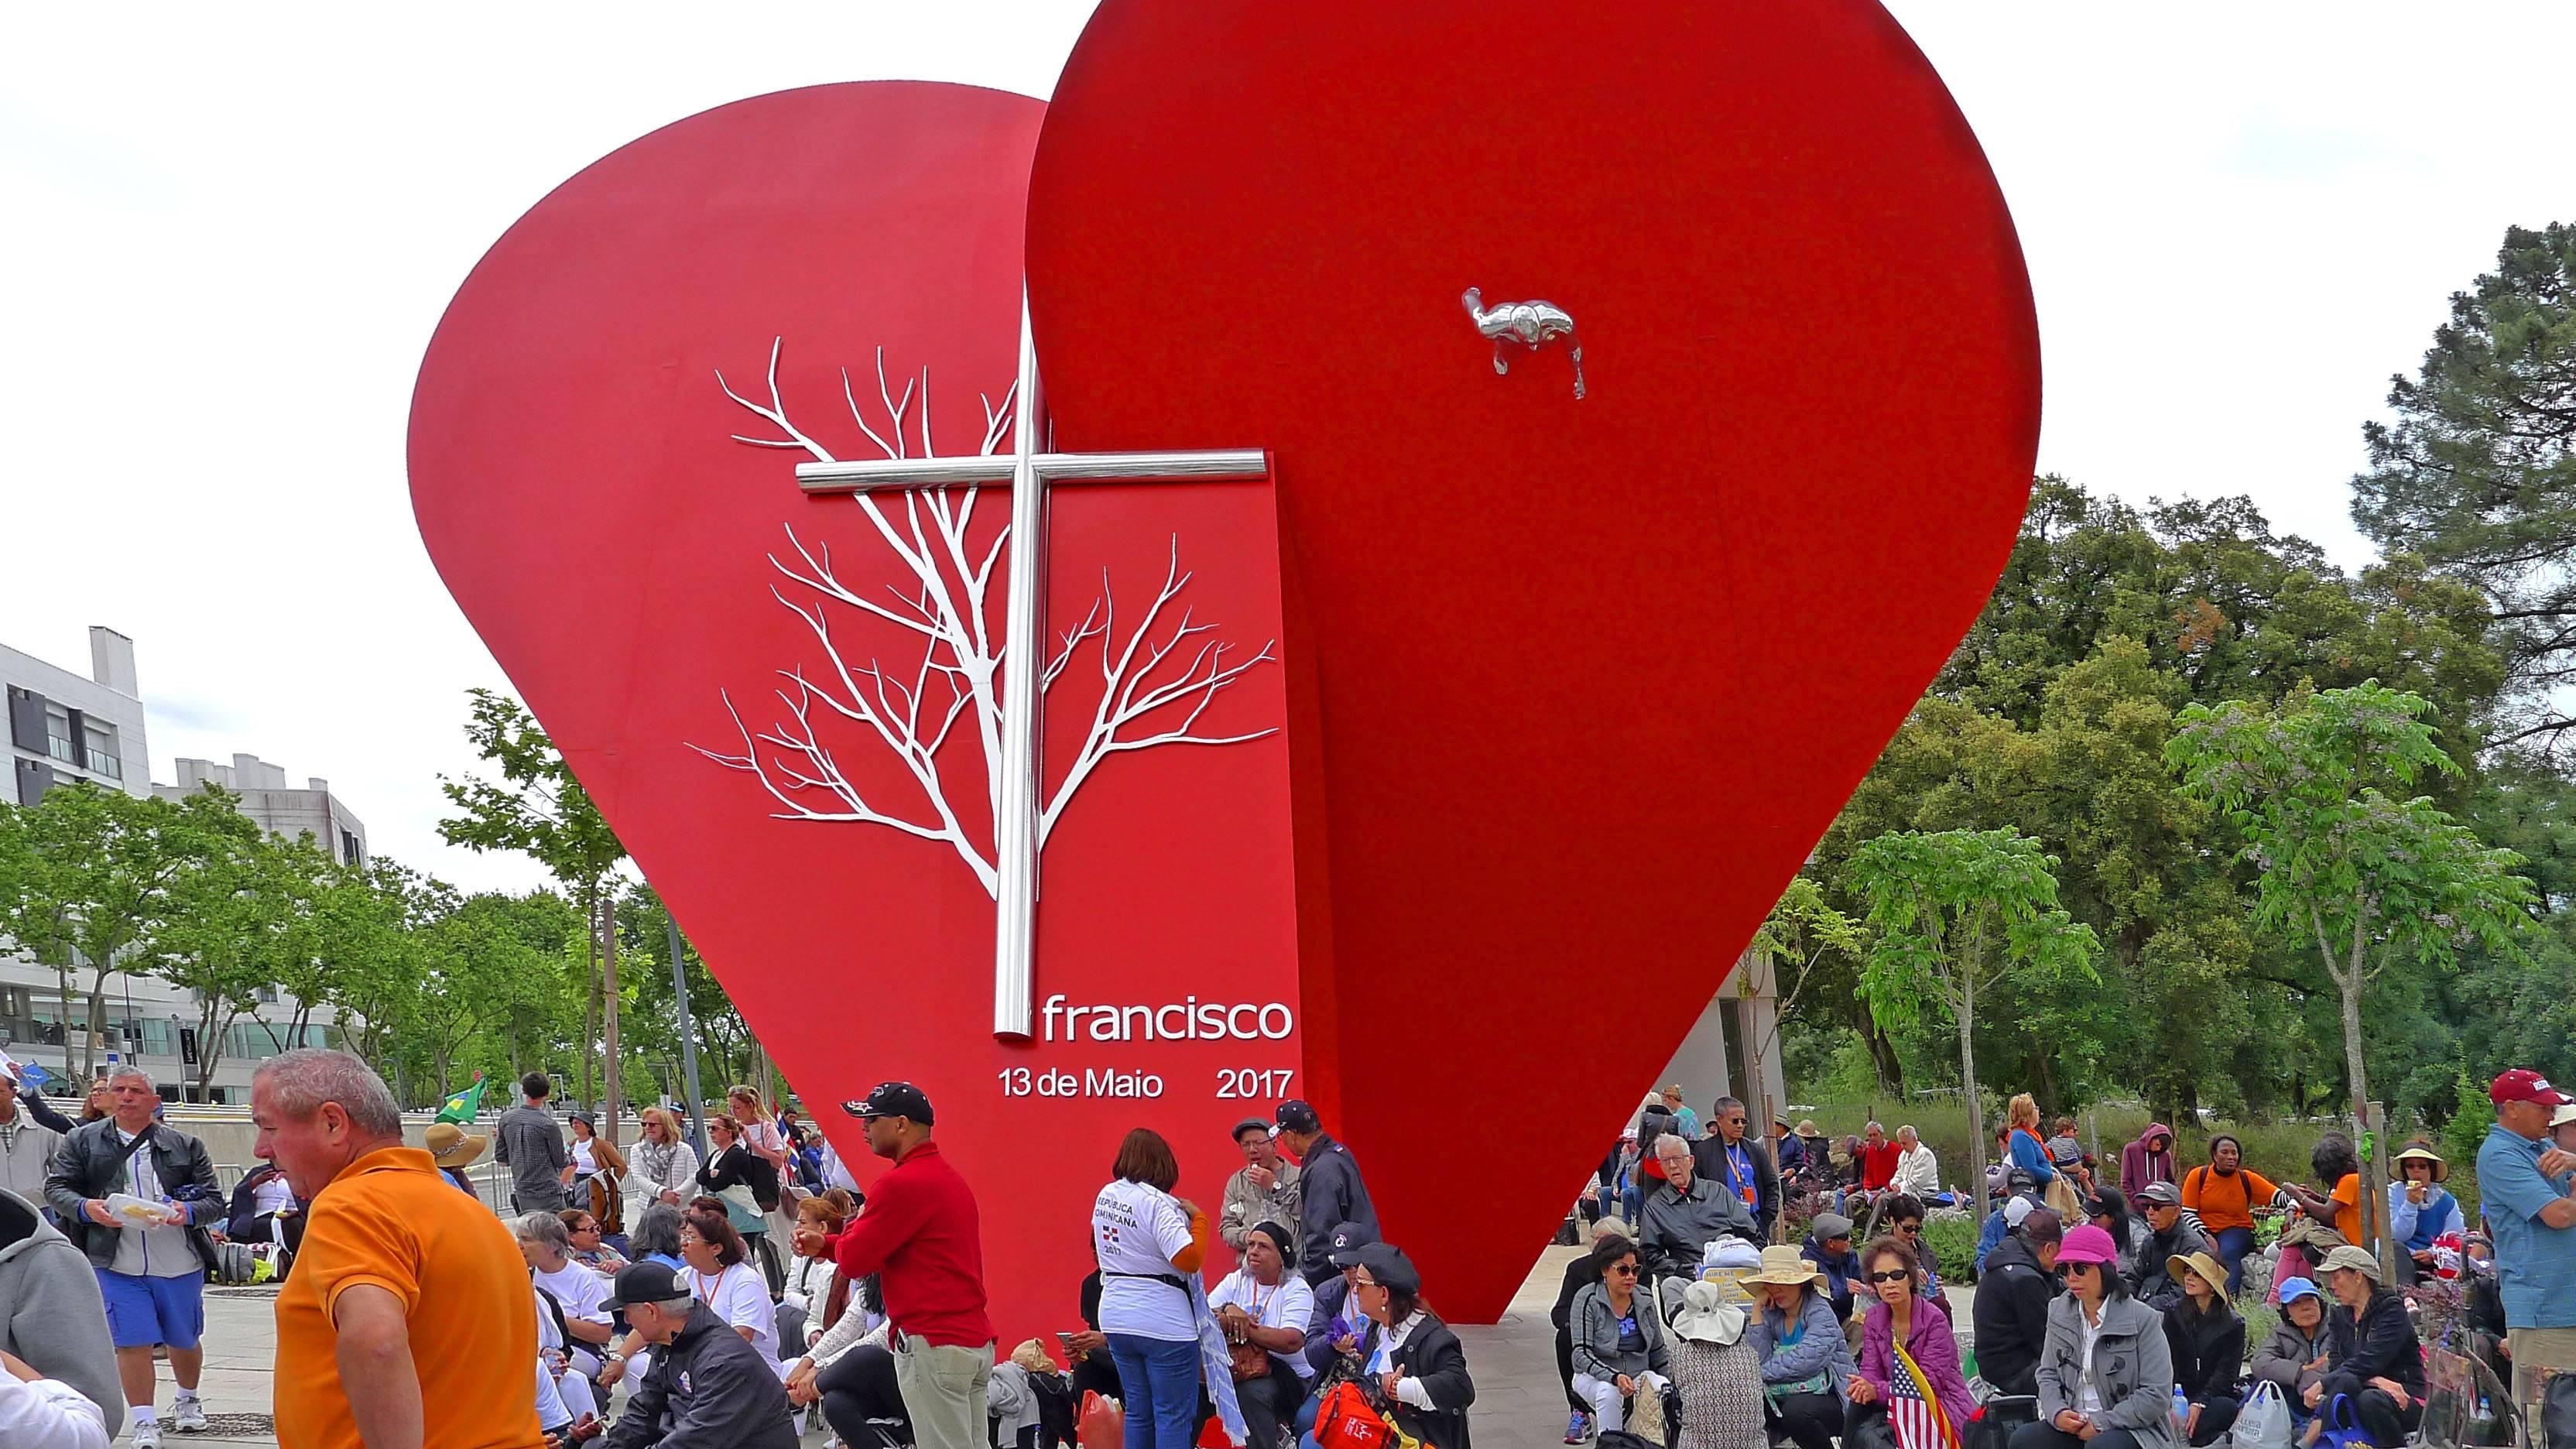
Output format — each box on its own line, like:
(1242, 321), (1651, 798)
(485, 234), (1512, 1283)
(2490, 1070), (2572, 1108)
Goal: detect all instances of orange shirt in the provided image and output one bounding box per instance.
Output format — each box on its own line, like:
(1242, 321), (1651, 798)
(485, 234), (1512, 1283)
(275, 1146), (546, 1449)
(2180, 1164), (2280, 1233)
(2328, 1172), (2362, 1244)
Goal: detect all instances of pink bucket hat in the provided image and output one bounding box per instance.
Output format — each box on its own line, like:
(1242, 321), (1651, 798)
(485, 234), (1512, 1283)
(2056, 1224), (2119, 1266)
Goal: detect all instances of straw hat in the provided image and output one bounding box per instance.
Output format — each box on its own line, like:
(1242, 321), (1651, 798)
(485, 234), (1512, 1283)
(1743, 1243), (1828, 1290)
(1667, 1277), (1750, 1345)
(2167, 1251), (2231, 1297)
(2392, 1141), (2450, 1184)
(425, 1121), (488, 1170)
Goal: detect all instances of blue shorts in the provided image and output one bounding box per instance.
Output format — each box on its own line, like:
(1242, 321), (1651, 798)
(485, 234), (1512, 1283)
(95, 1266), (204, 1350)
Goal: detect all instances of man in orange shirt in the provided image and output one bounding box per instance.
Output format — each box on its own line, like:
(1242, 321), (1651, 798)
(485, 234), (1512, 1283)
(253, 1049), (543, 1449)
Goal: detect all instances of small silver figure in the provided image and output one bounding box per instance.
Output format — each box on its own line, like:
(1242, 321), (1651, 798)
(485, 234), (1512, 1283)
(1461, 287), (1585, 399)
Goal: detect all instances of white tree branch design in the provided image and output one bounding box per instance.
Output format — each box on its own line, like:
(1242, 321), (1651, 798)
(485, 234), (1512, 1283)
(692, 338), (1277, 896)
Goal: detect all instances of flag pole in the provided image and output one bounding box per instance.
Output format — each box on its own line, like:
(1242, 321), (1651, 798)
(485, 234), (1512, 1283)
(663, 906), (711, 1164)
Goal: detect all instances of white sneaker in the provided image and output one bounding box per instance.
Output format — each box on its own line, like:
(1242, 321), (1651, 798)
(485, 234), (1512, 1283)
(173, 1399), (210, 1433)
(132, 1420), (163, 1448)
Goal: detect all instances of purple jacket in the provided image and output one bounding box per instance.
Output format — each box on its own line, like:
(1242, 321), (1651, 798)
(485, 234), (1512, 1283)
(2120, 1124), (2176, 1203)
(1857, 1296), (1974, 1428)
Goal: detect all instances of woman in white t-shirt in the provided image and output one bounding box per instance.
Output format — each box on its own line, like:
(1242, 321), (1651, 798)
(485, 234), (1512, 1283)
(679, 1199), (782, 1375)
(1210, 1220), (1316, 1449)
(1093, 1129), (1211, 1449)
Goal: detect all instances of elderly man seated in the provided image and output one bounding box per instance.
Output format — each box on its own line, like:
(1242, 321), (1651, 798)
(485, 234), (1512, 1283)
(1639, 1132), (1756, 1281)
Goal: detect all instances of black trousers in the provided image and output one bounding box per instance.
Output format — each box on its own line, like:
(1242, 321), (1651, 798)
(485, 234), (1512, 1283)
(2007, 1420), (2150, 1449)
(2321, 1381), (2423, 1448)
(1235, 1365), (1306, 1449)
(2182, 1393), (2240, 1447)
(818, 1343), (910, 1449)
(1771, 1390), (1841, 1449)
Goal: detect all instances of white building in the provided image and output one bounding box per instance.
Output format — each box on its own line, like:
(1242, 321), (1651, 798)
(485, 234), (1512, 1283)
(155, 754), (368, 866)
(0, 630), (344, 1103)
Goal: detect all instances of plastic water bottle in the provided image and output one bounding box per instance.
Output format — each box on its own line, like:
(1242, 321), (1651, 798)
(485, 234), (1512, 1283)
(2174, 1389), (2191, 1430)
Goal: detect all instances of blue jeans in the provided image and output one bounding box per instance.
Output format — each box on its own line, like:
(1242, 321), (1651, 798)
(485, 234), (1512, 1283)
(1107, 1332), (1200, 1449)
(2212, 1226), (2255, 1293)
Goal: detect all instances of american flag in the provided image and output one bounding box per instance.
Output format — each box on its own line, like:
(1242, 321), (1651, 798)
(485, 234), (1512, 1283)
(1885, 1349), (1959, 1449)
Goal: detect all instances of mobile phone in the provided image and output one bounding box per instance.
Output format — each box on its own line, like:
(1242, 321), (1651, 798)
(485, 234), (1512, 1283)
(1055, 1331), (1077, 1348)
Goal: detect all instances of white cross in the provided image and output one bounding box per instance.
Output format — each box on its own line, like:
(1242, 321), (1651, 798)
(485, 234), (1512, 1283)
(791, 296), (1269, 1039)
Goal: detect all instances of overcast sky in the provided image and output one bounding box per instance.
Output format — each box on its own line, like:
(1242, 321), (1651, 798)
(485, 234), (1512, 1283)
(4, 4), (2567, 895)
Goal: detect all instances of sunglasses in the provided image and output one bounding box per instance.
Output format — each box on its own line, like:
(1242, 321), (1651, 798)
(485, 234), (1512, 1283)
(1866, 1269), (1911, 1284)
(1895, 1222), (1921, 1235)
(1611, 1262), (1640, 1276)
(2063, 1262), (2099, 1274)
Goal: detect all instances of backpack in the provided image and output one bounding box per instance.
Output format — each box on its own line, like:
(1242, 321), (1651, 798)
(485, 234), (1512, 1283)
(1027, 1370), (1078, 1449)
(748, 1152), (783, 1213)
(1313, 1379), (1420, 1449)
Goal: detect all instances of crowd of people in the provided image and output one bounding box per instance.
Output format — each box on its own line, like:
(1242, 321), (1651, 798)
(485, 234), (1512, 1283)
(0, 1059), (2571, 1449)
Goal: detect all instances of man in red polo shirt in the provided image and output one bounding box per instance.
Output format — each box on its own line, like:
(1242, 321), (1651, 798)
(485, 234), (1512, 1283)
(832, 1082), (995, 1449)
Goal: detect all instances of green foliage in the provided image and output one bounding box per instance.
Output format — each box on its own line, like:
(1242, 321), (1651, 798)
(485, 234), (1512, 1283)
(1848, 827), (2100, 1197)
(1921, 1215), (1979, 1286)
(2352, 223), (2576, 751)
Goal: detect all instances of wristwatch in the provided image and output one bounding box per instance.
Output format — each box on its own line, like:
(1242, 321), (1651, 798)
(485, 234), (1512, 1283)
(605, 1351), (629, 1365)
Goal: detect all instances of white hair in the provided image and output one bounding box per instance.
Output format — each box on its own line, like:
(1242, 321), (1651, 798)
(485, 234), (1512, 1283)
(106, 1064), (156, 1091)
(516, 1211), (571, 1253)
(252, 1050), (402, 1138)
(1897, 1125), (1919, 1144)
(1655, 1133), (1694, 1160)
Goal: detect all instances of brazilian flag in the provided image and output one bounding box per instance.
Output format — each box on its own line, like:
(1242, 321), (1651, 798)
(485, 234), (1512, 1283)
(434, 1071), (487, 1124)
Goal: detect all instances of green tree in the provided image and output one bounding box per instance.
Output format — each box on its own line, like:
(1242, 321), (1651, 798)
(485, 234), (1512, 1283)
(440, 689), (632, 1142)
(0, 783), (248, 1080)
(2351, 223), (2576, 754)
(326, 861), (440, 1090)
(1745, 875), (1862, 1180)
(2168, 681), (2537, 1269)
(153, 822), (307, 1098)
(620, 886), (760, 1093)
(1847, 827), (2101, 1199)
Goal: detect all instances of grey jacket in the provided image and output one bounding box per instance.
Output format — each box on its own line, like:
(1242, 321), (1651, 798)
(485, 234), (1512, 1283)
(1640, 1177), (1757, 1279)
(2035, 1293), (2175, 1449)
(495, 1104), (570, 1209)
(2249, 1317), (2331, 1400)
(1570, 1280), (1668, 1381)
(0, 1187), (122, 1439)
(43, 1117), (221, 1270)
(1749, 1289), (1856, 1395)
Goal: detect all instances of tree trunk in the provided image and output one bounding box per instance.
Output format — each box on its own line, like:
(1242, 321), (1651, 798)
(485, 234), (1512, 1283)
(1958, 973), (1985, 1213)
(600, 892), (623, 1149)
(81, 963), (113, 1082)
(51, 959), (75, 1081)
(2338, 971), (2391, 1274)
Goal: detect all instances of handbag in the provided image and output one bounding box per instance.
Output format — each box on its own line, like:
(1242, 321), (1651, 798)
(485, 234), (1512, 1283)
(2314, 1395), (2374, 1449)
(2228, 1382), (2292, 1449)
(2543, 1370), (2576, 1449)
(1314, 1379), (1416, 1449)
(1229, 1340), (1272, 1380)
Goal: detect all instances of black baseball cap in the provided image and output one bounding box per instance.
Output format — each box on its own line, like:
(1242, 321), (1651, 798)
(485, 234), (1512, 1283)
(843, 1081), (935, 1125)
(601, 1261), (685, 1312)
(1274, 1099), (1321, 1134)
(1326, 1220), (1380, 1266)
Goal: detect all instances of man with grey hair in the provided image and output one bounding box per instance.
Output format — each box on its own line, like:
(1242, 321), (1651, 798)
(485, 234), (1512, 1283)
(599, 1260), (797, 1449)
(255, 1048), (543, 1447)
(43, 1066), (218, 1446)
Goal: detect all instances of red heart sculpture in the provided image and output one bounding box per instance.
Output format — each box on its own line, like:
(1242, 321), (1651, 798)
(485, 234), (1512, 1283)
(412, 82), (1312, 1340)
(1029, 0), (2036, 1317)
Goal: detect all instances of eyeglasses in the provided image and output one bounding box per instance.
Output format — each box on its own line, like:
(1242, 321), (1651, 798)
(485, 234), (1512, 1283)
(1866, 1269), (1911, 1284)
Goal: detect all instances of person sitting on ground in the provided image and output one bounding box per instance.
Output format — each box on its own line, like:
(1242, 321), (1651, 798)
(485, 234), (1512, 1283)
(2283, 1135), (2363, 1250)
(519, 1211), (617, 1382)
(2129, 1182), (2210, 1311)
(1854, 1122), (1903, 1202)
(2386, 1140), (2465, 1286)
(1303, 1221), (1376, 1390)
(1569, 1234), (1670, 1437)
(626, 1203), (687, 1272)
(597, 1262), (796, 1449)
(2161, 1250), (2243, 1447)
(533, 1268), (604, 1437)
(1641, 1132), (1757, 1280)
(1890, 1127), (1940, 1202)
(2119, 1124), (2177, 1209)
(1987, 1125), (2016, 1197)
(1667, 1276), (1767, 1449)
(220, 1161), (303, 1277)
(2012, 1224), (2175, 1449)
(2249, 1276), (2331, 1429)
(1332, 1245), (1474, 1449)
(1846, 1234), (1974, 1448)
(2087, 1184), (2152, 1285)
(0, 1349), (111, 1449)
(1973, 1206), (2064, 1399)
(2047, 1118), (2095, 1190)
(1875, 1194), (1945, 1303)
(778, 1194), (844, 1358)
(2308, 1245), (2423, 1447)
(1746, 1243), (1855, 1449)
(1553, 1219), (1633, 1444)
(561, 1208), (629, 1277)
(1211, 1221), (1315, 1449)
(622, 1200), (775, 1379)
(1978, 1173), (2043, 1273)
(2179, 1136), (2282, 1296)
(2005, 1095), (2062, 1204)
(1776, 1118), (1810, 1180)
(1800, 1211), (1865, 1327)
